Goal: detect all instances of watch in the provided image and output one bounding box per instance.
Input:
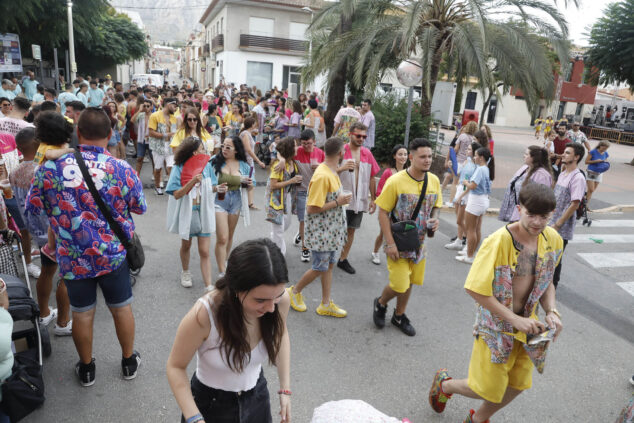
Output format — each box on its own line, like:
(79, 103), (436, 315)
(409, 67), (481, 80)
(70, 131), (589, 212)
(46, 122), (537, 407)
(546, 308), (561, 318)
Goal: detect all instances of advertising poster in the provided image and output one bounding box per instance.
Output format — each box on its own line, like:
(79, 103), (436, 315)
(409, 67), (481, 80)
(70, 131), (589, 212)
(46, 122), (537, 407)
(0, 33), (23, 73)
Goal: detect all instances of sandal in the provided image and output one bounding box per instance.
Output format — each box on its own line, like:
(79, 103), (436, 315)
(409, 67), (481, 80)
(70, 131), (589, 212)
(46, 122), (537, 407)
(248, 203), (260, 211)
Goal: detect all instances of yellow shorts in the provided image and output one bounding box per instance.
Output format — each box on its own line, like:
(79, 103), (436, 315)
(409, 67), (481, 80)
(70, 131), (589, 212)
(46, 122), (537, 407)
(467, 337), (533, 403)
(386, 257), (426, 294)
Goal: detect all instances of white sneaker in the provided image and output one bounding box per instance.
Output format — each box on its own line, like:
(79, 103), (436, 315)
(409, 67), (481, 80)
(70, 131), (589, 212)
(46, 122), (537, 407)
(217, 272), (225, 280)
(444, 239), (463, 251)
(455, 255), (474, 264)
(180, 270), (193, 288)
(204, 285), (214, 293)
(293, 232), (301, 247)
(458, 246), (468, 256)
(27, 262), (41, 278)
(371, 252), (381, 265)
(54, 320), (73, 336)
(444, 201), (454, 208)
(39, 308), (58, 326)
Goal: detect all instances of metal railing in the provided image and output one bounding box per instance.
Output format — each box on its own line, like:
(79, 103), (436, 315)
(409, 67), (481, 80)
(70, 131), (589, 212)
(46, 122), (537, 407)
(582, 126), (634, 145)
(239, 33), (307, 52)
(212, 34), (224, 51)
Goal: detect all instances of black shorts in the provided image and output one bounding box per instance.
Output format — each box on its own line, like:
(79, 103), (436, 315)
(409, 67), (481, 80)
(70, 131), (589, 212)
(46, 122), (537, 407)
(346, 210), (364, 229)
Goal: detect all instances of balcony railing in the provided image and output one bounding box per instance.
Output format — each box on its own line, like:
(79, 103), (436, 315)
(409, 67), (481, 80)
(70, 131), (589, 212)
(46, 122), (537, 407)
(202, 44), (210, 56)
(212, 34), (224, 52)
(239, 33), (307, 54)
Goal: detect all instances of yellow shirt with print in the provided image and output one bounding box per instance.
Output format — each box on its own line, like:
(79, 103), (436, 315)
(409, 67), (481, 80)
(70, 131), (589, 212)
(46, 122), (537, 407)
(170, 128), (214, 152)
(307, 163), (341, 208)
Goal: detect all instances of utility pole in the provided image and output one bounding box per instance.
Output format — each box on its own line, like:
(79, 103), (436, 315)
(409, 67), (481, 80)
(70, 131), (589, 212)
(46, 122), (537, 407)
(67, 1), (77, 80)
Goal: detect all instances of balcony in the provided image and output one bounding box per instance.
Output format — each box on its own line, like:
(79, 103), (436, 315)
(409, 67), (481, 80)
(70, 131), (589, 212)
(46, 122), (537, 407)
(202, 44), (210, 56)
(212, 34), (224, 52)
(239, 32), (308, 55)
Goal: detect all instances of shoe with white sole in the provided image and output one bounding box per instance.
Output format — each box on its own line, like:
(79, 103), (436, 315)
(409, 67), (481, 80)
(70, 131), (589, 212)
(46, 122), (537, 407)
(371, 252), (381, 265)
(180, 270), (193, 288)
(293, 232), (301, 247)
(300, 249), (310, 262)
(457, 246), (468, 256)
(444, 238), (463, 251)
(54, 320), (73, 336)
(39, 308), (58, 326)
(27, 262), (41, 278)
(121, 350), (141, 380)
(455, 255), (474, 264)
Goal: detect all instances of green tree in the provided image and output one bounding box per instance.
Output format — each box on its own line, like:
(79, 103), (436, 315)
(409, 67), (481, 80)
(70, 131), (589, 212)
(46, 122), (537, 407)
(586, 0), (634, 87)
(305, 0), (570, 121)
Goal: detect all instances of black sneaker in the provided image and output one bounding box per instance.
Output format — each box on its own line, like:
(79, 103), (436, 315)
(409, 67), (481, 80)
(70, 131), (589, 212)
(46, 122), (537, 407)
(450, 236), (457, 242)
(122, 350), (141, 380)
(630, 374), (634, 387)
(75, 358), (96, 387)
(461, 237), (467, 246)
(391, 312), (416, 336)
(373, 297), (387, 328)
(337, 259), (356, 274)
(300, 249), (310, 262)
(293, 232), (301, 246)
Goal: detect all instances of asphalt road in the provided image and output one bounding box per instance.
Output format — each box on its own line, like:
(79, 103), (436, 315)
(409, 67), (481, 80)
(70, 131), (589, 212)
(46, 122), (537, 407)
(23, 128), (634, 422)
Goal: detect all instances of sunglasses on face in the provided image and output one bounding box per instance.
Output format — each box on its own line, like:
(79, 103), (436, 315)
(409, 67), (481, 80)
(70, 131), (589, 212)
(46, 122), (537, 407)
(350, 133), (367, 139)
(187, 118), (198, 122)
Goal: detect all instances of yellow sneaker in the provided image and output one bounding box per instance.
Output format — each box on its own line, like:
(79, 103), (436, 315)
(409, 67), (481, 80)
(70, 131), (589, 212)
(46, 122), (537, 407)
(316, 300), (347, 318)
(287, 286), (307, 312)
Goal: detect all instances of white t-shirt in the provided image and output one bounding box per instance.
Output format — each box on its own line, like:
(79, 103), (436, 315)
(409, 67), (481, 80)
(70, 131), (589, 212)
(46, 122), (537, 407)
(0, 117), (34, 137)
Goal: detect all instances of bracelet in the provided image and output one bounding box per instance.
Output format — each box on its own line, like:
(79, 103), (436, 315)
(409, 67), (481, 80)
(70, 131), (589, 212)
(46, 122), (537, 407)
(334, 199), (339, 206)
(386, 243), (396, 249)
(277, 389), (292, 396)
(185, 414), (204, 423)
(546, 308), (562, 319)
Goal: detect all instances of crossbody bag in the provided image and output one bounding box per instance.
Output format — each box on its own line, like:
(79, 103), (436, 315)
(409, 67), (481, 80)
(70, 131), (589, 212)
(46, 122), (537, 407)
(389, 172), (428, 252)
(74, 151), (145, 271)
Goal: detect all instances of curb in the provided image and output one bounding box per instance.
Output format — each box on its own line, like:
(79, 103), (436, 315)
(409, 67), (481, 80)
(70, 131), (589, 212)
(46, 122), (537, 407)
(441, 204), (634, 215)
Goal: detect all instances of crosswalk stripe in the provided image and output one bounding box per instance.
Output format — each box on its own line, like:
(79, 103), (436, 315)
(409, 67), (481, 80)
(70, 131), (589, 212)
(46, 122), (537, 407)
(589, 220), (634, 228)
(616, 282), (634, 297)
(578, 253), (634, 268)
(570, 234), (634, 244)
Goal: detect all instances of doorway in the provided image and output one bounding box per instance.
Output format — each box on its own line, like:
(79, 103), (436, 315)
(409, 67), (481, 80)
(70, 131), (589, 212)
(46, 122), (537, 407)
(282, 65), (301, 93)
(465, 91), (477, 110)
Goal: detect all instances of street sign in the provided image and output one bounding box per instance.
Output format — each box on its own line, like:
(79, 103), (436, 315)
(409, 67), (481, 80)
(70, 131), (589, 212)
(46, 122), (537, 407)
(32, 44), (41, 60)
(0, 33), (23, 73)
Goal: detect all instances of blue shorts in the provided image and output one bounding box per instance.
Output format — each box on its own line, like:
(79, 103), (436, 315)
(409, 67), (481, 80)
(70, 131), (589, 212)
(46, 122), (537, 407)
(4, 196), (26, 230)
(311, 250), (338, 272)
(137, 142), (150, 158)
(296, 190), (307, 222)
(63, 259), (133, 312)
(214, 189), (241, 215)
(190, 205), (210, 238)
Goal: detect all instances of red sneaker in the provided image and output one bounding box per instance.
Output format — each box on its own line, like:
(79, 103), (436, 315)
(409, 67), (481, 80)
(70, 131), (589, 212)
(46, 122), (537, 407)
(464, 409), (491, 423)
(428, 368), (452, 413)
(41, 244), (57, 263)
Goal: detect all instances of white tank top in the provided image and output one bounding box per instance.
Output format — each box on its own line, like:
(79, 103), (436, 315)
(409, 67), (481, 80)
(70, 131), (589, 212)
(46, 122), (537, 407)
(195, 297), (268, 392)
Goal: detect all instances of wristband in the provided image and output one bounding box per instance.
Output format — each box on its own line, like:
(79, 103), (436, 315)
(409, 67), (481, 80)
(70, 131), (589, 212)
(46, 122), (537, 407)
(386, 244), (396, 249)
(334, 199), (339, 206)
(277, 389), (292, 396)
(186, 414), (203, 423)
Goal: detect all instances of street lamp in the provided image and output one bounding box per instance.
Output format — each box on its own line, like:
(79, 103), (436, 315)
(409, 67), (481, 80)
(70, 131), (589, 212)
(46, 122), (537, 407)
(67, 1), (77, 80)
(396, 59), (423, 146)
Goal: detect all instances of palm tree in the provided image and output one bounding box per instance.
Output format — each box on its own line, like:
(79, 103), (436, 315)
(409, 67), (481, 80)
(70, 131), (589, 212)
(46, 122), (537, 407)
(305, 0), (572, 120)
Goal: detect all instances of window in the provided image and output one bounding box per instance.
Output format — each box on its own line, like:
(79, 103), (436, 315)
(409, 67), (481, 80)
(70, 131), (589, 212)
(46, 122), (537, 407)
(221, 18), (223, 33)
(282, 65), (301, 92)
(216, 22), (219, 34)
(564, 62), (574, 82)
(465, 91), (477, 110)
(249, 17), (274, 37)
(247, 61), (273, 91)
(289, 22), (308, 40)
(379, 83), (392, 92)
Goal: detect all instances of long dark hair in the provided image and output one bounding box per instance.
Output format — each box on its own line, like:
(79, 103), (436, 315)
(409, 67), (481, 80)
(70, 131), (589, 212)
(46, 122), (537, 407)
(526, 145), (553, 180)
(179, 107), (204, 139)
(388, 144), (408, 169)
(174, 137), (202, 166)
(211, 136), (247, 175)
(214, 238), (287, 372)
(473, 129), (489, 150)
(475, 147), (495, 181)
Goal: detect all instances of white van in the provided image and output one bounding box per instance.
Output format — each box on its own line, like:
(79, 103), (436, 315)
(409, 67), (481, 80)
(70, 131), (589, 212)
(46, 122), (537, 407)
(131, 73), (164, 87)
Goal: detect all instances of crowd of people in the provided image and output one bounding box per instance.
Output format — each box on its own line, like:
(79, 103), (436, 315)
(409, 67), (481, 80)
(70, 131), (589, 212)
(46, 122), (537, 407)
(0, 71), (629, 423)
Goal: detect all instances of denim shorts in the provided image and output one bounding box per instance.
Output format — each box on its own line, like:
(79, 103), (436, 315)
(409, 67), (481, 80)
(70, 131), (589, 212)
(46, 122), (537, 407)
(346, 209), (364, 229)
(63, 259), (133, 312)
(215, 189), (242, 215)
(184, 370), (272, 423)
(296, 190), (307, 221)
(190, 205), (210, 238)
(311, 250), (338, 272)
(137, 142), (150, 158)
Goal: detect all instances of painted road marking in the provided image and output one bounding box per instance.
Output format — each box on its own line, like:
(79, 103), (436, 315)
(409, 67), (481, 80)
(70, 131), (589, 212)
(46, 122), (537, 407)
(570, 234), (634, 243)
(616, 282), (634, 297)
(589, 220), (634, 228)
(578, 253), (634, 268)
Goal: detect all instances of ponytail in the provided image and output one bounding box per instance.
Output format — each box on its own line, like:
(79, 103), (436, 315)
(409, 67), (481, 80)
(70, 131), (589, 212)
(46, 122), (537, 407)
(476, 147), (495, 181)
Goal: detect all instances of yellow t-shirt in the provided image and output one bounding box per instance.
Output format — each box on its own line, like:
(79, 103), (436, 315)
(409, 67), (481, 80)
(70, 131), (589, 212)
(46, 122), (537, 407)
(169, 128), (213, 151)
(34, 144), (67, 165)
(148, 111), (178, 133)
(307, 163), (341, 208)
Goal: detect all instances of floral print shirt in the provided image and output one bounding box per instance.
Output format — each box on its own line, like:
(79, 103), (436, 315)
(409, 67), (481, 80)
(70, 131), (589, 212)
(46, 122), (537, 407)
(25, 145), (147, 280)
(464, 225), (564, 373)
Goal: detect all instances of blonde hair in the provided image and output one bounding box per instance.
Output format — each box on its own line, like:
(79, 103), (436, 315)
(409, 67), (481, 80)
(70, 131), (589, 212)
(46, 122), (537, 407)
(462, 121), (478, 135)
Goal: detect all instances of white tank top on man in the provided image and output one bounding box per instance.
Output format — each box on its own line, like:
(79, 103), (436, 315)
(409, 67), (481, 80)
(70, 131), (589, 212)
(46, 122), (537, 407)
(195, 297), (269, 392)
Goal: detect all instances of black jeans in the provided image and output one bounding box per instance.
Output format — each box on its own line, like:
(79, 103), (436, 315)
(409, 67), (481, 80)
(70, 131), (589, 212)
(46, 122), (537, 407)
(182, 371), (272, 423)
(553, 240), (568, 288)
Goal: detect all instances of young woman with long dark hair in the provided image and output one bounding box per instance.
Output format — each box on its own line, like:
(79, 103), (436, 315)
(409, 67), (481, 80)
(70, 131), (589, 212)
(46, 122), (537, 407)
(170, 107), (214, 154)
(167, 238), (291, 423)
(211, 136), (253, 277)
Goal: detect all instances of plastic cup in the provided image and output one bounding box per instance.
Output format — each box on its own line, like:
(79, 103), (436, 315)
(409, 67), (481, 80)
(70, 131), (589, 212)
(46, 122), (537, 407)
(426, 219), (436, 238)
(0, 179), (13, 199)
(217, 191), (226, 201)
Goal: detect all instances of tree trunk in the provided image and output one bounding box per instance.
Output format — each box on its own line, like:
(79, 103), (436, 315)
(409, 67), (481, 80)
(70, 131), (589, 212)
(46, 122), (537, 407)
(453, 77), (464, 114)
(421, 35), (448, 119)
(480, 91), (493, 126)
(324, 14), (352, 137)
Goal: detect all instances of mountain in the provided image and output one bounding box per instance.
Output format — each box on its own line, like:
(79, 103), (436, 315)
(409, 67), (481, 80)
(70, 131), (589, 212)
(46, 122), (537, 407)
(115, 0), (206, 43)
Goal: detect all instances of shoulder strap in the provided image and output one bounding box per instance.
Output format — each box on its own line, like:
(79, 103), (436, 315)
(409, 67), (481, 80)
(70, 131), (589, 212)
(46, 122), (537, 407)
(73, 150), (131, 248)
(390, 171), (428, 223)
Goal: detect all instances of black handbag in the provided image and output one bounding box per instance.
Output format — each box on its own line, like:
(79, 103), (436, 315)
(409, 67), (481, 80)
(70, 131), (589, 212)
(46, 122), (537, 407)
(1, 352), (45, 422)
(73, 151), (145, 272)
(390, 172), (428, 252)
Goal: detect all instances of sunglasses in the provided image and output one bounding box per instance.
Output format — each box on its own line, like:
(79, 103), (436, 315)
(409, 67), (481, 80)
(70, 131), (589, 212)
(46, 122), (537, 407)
(350, 133), (367, 139)
(187, 118), (198, 122)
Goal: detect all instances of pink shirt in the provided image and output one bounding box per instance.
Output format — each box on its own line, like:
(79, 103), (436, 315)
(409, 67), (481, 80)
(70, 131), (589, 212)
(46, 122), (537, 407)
(341, 144), (380, 212)
(294, 146), (325, 192)
(376, 168), (394, 197)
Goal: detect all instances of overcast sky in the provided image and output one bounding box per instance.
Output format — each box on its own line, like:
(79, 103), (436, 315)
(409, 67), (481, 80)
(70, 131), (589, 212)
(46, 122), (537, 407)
(564, 0), (615, 46)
